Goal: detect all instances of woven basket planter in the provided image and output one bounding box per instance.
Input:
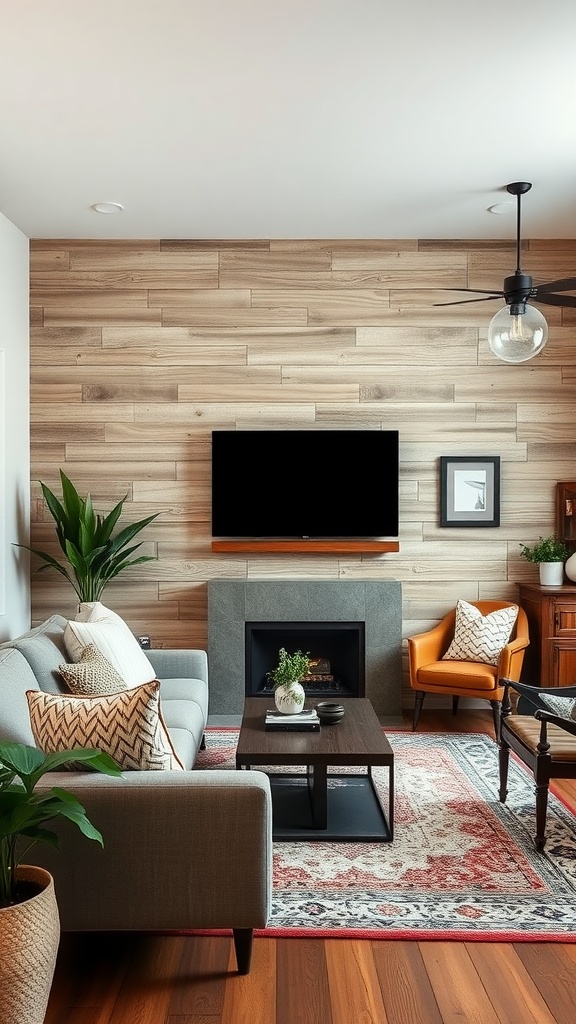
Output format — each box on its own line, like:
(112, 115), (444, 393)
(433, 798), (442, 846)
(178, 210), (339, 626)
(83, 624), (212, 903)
(0, 865), (60, 1024)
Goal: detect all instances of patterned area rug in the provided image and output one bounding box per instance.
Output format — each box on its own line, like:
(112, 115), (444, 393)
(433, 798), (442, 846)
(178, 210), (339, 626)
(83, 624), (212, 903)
(197, 729), (576, 941)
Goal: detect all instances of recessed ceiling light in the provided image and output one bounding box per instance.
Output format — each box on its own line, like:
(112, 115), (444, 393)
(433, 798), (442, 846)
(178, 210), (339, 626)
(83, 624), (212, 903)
(91, 202), (124, 214)
(487, 201), (515, 215)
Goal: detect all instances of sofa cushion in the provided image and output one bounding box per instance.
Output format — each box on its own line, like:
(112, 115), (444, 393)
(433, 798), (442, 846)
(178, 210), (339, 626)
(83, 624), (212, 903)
(59, 643), (129, 696)
(442, 600), (518, 666)
(4, 614), (71, 693)
(64, 602), (156, 688)
(0, 648), (40, 744)
(26, 680), (184, 771)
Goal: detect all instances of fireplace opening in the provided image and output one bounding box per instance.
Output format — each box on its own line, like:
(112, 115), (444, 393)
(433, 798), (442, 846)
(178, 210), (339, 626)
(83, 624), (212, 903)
(245, 621), (365, 697)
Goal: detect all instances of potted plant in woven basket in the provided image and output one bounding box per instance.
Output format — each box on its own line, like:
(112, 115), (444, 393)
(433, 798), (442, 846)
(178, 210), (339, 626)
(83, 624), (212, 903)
(0, 741), (121, 1024)
(268, 647), (311, 714)
(519, 535), (569, 586)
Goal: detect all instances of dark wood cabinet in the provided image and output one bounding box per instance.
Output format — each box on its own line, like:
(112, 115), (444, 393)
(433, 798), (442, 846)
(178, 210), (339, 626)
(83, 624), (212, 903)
(519, 583), (576, 687)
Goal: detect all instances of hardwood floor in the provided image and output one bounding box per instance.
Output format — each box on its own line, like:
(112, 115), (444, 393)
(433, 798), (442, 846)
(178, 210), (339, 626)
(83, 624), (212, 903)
(46, 711), (576, 1024)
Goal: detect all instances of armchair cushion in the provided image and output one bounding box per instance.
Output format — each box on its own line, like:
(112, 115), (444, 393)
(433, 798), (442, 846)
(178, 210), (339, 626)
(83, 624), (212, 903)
(538, 692), (576, 722)
(442, 599), (518, 666)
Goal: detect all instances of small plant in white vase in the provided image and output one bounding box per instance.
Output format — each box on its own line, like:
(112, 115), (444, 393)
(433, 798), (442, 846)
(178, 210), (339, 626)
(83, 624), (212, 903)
(268, 647), (311, 714)
(519, 535), (569, 586)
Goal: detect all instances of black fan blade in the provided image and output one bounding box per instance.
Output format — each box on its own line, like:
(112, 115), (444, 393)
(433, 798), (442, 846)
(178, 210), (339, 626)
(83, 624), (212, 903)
(440, 288), (506, 296)
(534, 293), (576, 308)
(434, 295), (502, 307)
(536, 278), (576, 293)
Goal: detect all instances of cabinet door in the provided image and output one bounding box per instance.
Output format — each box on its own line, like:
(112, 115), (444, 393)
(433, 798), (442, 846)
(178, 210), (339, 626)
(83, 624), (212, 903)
(554, 601), (576, 636)
(553, 643), (576, 687)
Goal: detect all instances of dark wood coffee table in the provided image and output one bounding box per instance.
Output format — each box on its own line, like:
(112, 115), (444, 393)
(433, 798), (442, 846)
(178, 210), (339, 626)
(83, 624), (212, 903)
(235, 697), (394, 841)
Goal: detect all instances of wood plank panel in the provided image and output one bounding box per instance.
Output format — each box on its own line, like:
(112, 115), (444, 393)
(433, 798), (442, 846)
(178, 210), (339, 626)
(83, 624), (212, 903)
(28, 237), (576, 690)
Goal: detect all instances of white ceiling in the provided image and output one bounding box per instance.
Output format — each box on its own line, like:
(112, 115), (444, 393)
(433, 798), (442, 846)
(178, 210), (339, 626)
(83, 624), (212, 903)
(2, 0), (576, 241)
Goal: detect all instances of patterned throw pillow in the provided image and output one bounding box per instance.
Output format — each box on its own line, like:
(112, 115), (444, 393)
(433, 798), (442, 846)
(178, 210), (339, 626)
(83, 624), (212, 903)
(538, 692), (576, 722)
(63, 602), (156, 688)
(59, 643), (128, 696)
(26, 681), (184, 771)
(442, 600), (518, 666)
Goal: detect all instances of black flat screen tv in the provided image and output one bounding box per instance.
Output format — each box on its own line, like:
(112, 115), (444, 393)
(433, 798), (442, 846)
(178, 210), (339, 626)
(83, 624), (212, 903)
(211, 429), (399, 538)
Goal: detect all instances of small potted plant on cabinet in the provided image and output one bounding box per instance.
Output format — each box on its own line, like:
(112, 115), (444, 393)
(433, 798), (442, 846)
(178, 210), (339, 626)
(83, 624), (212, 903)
(0, 741), (121, 1024)
(519, 535), (570, 586)
(268, 647), (311, 714)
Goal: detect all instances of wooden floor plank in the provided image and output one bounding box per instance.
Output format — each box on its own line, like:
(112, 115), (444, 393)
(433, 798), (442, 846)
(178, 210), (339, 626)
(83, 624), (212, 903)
(106, 935), (185, 1024)
(512, 944), (576, 1024)
(325, 938), (389, 1024)
(466, 943), (558, 1024)
(165, 936), (230, 1017)
(220, 936), (276, 1024)
(419, 942), (500, 1024)
(372, 941), (443, 1024)
(276, 937), (333, 1024)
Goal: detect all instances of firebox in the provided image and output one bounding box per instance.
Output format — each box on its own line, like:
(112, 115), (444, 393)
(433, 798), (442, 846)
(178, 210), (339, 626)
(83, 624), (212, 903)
(245, 621), (365, 698)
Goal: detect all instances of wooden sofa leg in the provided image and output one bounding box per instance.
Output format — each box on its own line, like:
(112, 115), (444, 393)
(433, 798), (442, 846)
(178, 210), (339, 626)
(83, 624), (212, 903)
(200, 733), (206, 751)
(233, 928), (254, 975)
(412, 692), (425, 731)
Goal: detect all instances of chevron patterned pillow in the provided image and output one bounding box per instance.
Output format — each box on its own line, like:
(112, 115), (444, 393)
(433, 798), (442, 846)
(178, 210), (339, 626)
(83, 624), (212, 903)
(442, 600), (518, 666)
(59, 643), (129, 696)
(26, 680), (184, 771)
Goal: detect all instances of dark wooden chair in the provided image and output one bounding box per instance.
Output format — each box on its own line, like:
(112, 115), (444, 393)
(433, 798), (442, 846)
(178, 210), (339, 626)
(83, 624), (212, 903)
(498, 678), (576, 850)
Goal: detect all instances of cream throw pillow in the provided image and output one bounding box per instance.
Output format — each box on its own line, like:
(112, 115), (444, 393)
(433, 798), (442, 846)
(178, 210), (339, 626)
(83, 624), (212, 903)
(442, 600), (518, 666)
(59, 643), (128, 696)
(63, 602), (155, 688)
(26, 680), (183, 771)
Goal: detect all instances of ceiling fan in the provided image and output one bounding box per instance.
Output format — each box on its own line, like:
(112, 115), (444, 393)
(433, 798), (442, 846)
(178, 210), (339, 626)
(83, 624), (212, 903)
(435, 181), (576, 363)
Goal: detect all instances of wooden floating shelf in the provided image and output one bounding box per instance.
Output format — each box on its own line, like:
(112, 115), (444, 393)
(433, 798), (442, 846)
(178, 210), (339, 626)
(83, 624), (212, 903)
(211, 540), (400, 554)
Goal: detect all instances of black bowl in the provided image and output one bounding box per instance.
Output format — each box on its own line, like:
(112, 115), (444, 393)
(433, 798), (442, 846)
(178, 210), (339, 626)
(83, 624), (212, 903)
(316, 701), (345, 725)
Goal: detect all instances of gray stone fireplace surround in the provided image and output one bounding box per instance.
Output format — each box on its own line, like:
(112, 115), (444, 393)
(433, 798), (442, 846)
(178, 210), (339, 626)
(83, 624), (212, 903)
(207, 579), (402, 721)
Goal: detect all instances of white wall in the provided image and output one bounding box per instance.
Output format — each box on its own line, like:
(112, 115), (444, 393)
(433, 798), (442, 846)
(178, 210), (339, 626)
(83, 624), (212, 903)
(0, 211), (30, 640)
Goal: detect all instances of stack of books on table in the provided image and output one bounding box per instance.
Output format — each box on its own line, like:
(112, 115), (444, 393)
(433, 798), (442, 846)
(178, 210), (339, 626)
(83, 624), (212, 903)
(265, 708), (320, 731)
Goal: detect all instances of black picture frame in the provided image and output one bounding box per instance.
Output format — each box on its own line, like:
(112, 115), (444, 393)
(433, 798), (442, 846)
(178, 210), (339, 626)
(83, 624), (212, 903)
(440, 456), (500, 528)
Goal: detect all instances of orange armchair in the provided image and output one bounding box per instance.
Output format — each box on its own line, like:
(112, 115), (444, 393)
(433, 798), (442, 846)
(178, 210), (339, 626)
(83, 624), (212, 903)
(408, 601), (529, 737)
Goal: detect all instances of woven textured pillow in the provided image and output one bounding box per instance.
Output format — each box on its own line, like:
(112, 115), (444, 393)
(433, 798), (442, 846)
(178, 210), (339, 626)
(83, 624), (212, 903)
(442, 600), (518, 666)
(538, 691), (576, 722)
(59, 643), (129, 696)
(26, 680), (183, 771)
(63, 602), (155, 688)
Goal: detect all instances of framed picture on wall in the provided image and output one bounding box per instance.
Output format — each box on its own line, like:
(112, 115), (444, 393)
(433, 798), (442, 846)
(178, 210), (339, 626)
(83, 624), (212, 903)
(440, 456), (500, 528)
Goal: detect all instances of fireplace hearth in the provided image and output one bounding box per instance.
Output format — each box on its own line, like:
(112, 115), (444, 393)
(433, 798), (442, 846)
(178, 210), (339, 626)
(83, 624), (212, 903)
(245, 621), (365, 698)
(207, 579), (402, 720)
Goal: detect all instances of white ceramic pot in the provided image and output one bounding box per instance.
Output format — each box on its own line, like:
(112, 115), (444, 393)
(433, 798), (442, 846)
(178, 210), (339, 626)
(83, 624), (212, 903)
(274, 681), (306, 714)
(565, 551), (576, 582)
(539, 561), (564, 586)
(0, 865), (60, 1024)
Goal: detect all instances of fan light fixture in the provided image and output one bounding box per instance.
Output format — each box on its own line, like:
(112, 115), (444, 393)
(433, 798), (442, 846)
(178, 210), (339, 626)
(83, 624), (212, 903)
(486, 183), (547, 363)
(434, 180), (576, 364)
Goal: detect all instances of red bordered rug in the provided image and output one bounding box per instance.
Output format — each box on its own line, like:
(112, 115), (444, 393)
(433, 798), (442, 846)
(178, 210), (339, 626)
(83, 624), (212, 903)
(195, 728), (576, 942)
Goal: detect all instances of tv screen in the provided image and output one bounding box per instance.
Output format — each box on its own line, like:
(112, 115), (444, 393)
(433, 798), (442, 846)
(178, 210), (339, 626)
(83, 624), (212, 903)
(211, 429), (399, 538)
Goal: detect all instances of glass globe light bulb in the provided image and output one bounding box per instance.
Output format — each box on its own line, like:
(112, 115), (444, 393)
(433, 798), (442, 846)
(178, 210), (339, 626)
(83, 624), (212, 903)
(487, 304), (548, 363)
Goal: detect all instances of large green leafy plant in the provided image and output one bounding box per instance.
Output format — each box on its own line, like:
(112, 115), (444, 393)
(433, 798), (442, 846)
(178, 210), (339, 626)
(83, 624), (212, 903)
(0, 741), (122, 907)
(17, 470), (161, 603)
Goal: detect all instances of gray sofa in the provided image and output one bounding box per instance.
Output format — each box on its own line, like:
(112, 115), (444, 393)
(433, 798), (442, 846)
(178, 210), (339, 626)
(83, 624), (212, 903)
(0, 615), (272, 974)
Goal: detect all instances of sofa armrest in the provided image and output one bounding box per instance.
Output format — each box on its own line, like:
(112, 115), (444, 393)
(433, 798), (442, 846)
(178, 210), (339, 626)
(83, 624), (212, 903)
(147, 648), (208, 684)
(33, 769), (272, 933)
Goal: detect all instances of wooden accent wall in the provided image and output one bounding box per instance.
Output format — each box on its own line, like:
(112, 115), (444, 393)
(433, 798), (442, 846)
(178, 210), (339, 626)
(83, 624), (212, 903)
(29, 238), (576, 706)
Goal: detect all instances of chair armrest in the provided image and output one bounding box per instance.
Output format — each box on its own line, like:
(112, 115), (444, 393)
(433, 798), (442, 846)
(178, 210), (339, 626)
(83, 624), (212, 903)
(33, 769), (272, 932)
(408, 619), (452, 677)
(147, 648), (208, 684)
(498, 635), (530, 679)
(534, 708), (576, 738)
